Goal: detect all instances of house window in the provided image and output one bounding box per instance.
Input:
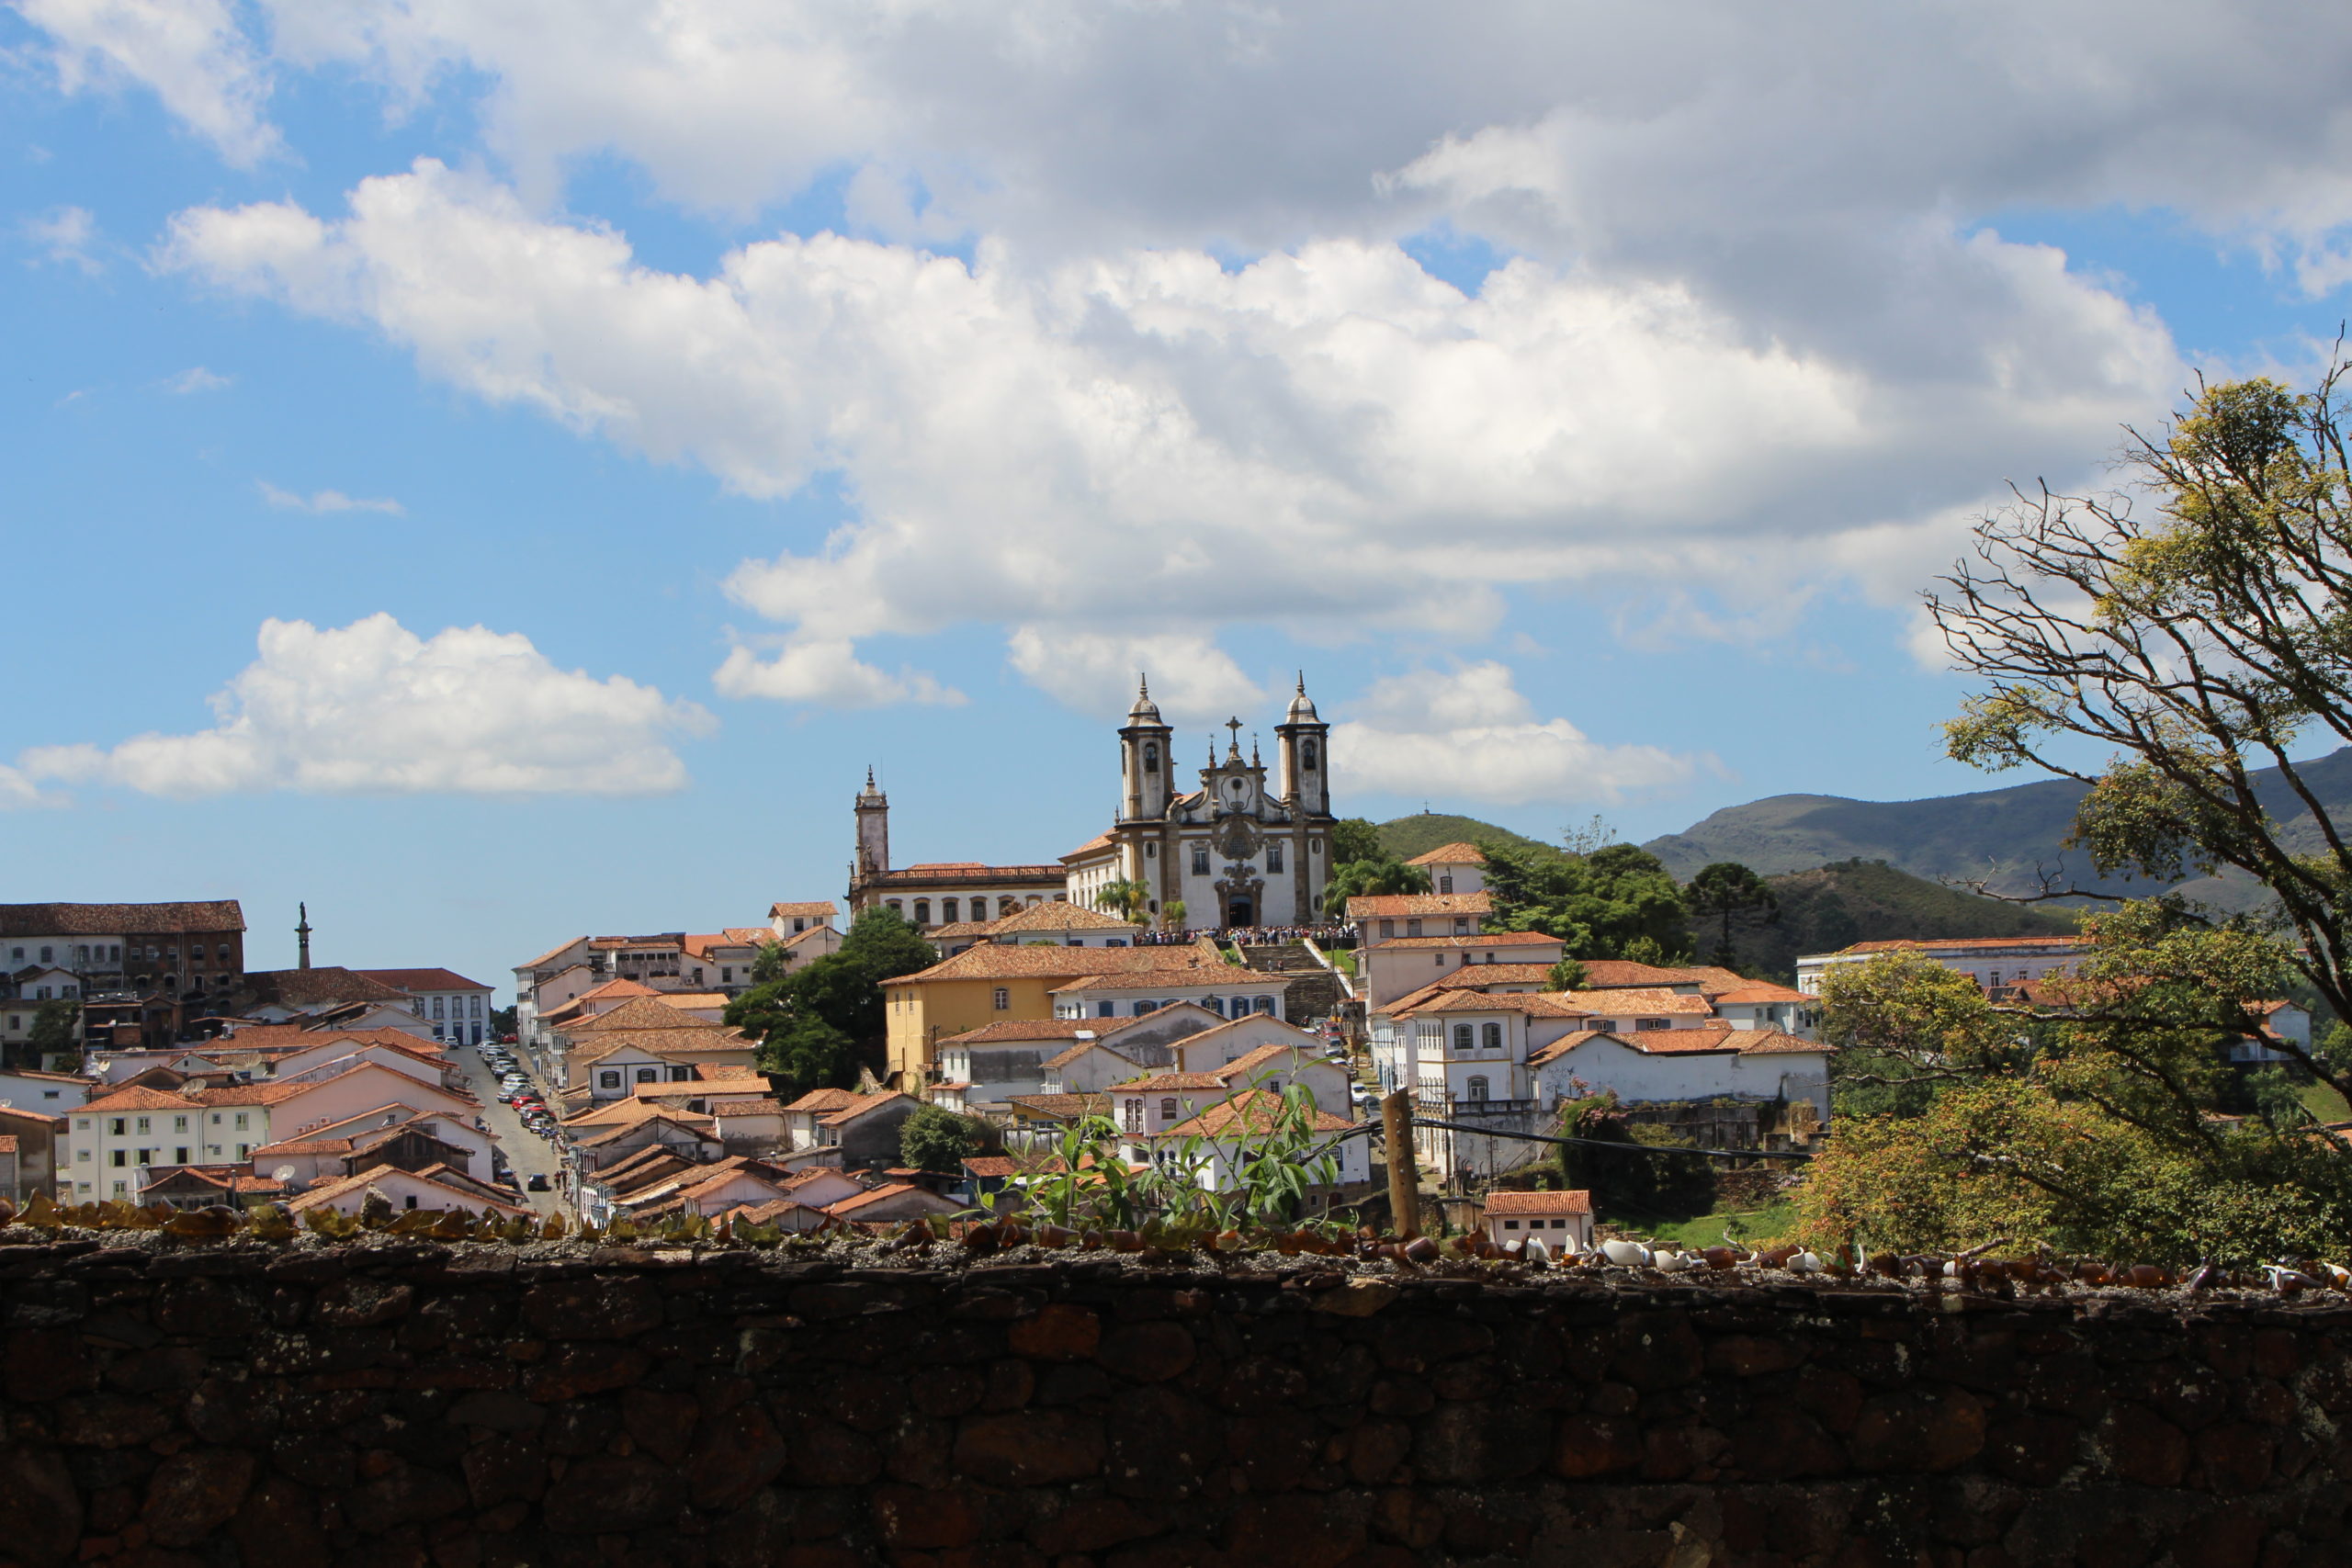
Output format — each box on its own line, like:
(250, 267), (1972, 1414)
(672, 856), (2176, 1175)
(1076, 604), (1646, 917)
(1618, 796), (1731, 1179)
(1453, 918), (1469, 934)
(1482, 1022), (1502, 1051)
(1406, 920), (1422, 937)
(1267, 844), (1283, 874)
(1123, 1100), (1143, 1133)
(175, 1147), (189, 1164)
(1503, 1219), (1520, 1230)
(636, 1067), (657, 1083)
(1191, 847), (1210, 876)
(993, 987), (1010, 1010)
(914, 900), (932, 924)
(1254, 996), (1274, 1015)
(1453, 1024), (1474, 1053)
(669, 1066), (691, 1081)
(886, 900), (903, 916)
(432, 998), (445, 1019)
(1159, 1099), (1178, 1122)
(1636, 1018), (1670, 1032)
(173, 1115), (187, 1132)
(233, 1113), (247, 1130)
(1096, 1001), (1114, 1019)
(39, 946), (51, 964)
(943, 898), (959, 922)
(111, 1150), (125, 1167)
(135, 1116), (150, 1134)
(1466, 1077), (1489, 1102)
(1439, 875), (1453, 894)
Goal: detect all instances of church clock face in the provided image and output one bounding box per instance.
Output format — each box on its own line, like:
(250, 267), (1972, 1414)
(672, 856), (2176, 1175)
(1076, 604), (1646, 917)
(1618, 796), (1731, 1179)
(1215, 817), (1261, 863)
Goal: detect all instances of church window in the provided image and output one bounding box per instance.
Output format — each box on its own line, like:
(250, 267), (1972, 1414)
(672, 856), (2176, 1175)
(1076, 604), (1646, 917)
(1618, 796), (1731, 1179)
(1303, 740), (1317, 769)
(1143, 742), (1159, 773)
(1145, 842), (1156, 858)
(1267, 843), (1283, 874)
(914, 900), (932, 924)
(1191, 846), (1209, 876)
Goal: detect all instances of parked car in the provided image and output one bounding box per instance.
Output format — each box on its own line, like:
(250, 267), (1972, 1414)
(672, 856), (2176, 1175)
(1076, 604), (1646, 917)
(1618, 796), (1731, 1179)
(526, 1173), (549, 1191)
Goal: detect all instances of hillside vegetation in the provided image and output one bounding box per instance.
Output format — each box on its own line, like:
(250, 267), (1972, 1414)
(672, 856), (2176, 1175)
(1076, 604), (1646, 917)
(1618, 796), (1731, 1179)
(1639, 747), (2352, 912)
(1373, 814), (2078, 981)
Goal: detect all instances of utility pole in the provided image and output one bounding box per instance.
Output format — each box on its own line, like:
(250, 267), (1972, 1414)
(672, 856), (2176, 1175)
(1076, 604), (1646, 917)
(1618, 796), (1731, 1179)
(1381, 1088), (1420, 1239)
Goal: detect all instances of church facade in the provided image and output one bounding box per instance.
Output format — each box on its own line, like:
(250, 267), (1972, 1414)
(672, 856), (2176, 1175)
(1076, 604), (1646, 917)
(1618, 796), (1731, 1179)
(1065, 677), (1339, 930)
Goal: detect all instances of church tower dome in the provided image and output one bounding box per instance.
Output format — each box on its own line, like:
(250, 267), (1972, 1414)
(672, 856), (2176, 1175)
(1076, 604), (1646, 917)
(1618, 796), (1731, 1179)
(1285, 672), (1319, 723)
(1128, 674), (1164, 724)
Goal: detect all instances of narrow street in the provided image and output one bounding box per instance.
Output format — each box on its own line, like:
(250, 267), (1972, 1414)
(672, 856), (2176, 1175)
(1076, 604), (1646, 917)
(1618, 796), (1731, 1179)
(452, 1043), (567, 1217)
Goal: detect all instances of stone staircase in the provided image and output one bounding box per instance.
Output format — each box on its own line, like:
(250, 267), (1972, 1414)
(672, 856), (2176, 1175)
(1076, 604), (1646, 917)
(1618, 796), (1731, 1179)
(1238, 942), (1345, 1023)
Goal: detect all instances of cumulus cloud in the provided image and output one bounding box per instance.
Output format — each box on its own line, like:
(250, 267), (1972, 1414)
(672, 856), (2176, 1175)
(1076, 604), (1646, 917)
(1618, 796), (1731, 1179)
(712, 638), (962, 709)
(17, 614), (711, 797)
(258, 481), (403, 515)
(1330, 663), (1702, 807)
(1007, 629), (1263, 725)
(25, 206), (101, 273)
(18, 0), (277, 166)
(162, 366), (231, 393)
(156, 161), (2173, 712)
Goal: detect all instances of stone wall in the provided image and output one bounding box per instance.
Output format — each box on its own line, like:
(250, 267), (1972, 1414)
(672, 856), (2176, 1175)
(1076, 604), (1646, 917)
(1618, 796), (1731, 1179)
(3, 1238), (2351, 1567)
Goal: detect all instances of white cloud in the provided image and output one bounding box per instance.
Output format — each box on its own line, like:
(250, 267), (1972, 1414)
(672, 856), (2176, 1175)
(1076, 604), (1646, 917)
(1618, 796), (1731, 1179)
(18, 0), (278, 166)
(157, 161), (2175, 712)
(25, 206), (101, 273)
(1330, 662), (1702, 807)
(0, 764), (53, 811)
(18, 614), (711, 797)
(712, 638), (962, 709)
(258, 481), (403, 515)
(1006, 629), (1263, 725)
(162, 366), (231, 393)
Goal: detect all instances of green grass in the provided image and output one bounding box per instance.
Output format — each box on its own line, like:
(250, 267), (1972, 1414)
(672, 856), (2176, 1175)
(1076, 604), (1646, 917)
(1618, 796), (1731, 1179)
(2299, 1080), (2352, 1124)
(1624, 1200), (1796, 1250)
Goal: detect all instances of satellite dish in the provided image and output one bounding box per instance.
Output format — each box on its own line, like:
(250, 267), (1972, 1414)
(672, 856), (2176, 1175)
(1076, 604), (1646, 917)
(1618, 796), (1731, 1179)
(271, 1166), (297, 1183)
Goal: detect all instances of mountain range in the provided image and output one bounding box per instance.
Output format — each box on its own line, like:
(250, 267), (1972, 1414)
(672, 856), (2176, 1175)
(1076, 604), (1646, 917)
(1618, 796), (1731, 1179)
(1640, 748), (2352, 913)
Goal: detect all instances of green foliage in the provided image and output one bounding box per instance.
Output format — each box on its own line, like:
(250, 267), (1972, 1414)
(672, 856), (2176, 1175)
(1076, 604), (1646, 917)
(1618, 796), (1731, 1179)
(1162, 899), (1186, 931)
(1546, 955), (1589, 991)
(2250, 1066), (2315, 1131)
(1482, 840), (1691, 961)
(725, 908), (937, 1097)
(1322, 858), (1431, 917)
(1720, 860), (2076, 984)
(1684, 862), (1779, 970)
(1330, 818), (1390, 865)
(1373, 812), (1556, 863)
(1095, 880), (1149, 923)
(1552, 1091), (1713, 1221)
(900, 1103), (986, 1172)
(21, 998), (79, 1069)
(489, 1005), (518, 1038)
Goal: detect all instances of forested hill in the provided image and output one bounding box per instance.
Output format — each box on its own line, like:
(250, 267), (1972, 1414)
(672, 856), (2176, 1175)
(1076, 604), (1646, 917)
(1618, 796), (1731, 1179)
(1641, 748), (2352, 913)
(1373, 814), (2078, 981)
(1724, 859), (2077, 981)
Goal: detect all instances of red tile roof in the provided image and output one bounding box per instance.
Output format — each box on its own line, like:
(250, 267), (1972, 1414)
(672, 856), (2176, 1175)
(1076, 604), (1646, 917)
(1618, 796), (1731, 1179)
(1483, 1190), (1591, 1215)
(1160, 1090), (1354, 1138)
(1367, 931), (1561, 952)
(1404, 843), (1488, 867)
(1347, 893), (1494, 919)
(0, 900), (244, 936)
(358, 968), (491, 994)
(940, 1019), (1097, 1045)
(768, 902), (840, 919)
(1838, 937), (2086, 953)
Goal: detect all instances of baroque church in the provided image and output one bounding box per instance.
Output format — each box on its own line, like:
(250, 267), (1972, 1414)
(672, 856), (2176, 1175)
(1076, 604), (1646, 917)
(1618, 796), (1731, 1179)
(1065, 676), (1338, 930)
(846, 676), (1339, 932)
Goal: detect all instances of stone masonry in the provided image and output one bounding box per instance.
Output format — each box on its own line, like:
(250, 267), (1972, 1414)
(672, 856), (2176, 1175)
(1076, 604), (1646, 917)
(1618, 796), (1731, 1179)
(1, 1239), (2350, 1566)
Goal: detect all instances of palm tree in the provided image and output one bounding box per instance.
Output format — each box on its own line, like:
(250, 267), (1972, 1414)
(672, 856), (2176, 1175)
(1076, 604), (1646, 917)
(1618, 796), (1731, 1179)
(1097, 879), (1148, 923)
(1162, 898), (1187, 934)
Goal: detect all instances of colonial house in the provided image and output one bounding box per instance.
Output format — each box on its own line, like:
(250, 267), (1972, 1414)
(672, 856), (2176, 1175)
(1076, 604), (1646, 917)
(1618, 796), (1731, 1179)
(138, 1166), (287, 1211)
(287, 1162), (530, 1219)
(980, 901), (1144, 948)
(0, 1108), (62, 1201)
(1047, 964), (1291, 1024)
(827, 1180), (963, 1225)
(769, 902), (840, 940)
(1356, 931), (1567, 1009)
(239, 967), (428, 1035)
(1405, 843), (1489, 897)
(1169, 1013), (1340, 1074)
(1527, 1028), (1832, 1124)
(1796, 936), (2090, 997)
(1125, 1090), (1368, 1211)
(0, 1067), (91, 1113)
(1347, 892), (1493, 942)
(935, 1020), (1101, 1107)
(1706, 982), (1821, 1039)
(571, 1109), (726, 1172)
(250, 1107), (491, 1186)
(0, 898), (247, 1049)
(1479, 1189), (1592, 1252)
(683, 931), (782, 997)
(1037, 1039), (1146, 1096)
(357, 967), (498, 1046)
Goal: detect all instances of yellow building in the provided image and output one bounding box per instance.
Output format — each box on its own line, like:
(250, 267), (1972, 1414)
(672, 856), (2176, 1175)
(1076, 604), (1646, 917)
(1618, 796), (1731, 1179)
(885, 943), (1234, 1090)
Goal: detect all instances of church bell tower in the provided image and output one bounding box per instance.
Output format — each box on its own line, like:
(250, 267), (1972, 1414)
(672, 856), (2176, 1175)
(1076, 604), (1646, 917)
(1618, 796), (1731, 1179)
(1119, 675), (1175, 823)
(854, 768), (890, 880)
(1275, 673), (1330, 816)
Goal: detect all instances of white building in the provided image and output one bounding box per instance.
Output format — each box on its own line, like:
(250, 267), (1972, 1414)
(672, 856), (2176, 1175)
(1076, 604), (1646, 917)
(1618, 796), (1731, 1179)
(1528, 1029), (1832, 1125)
(1049, 964), (1290, 1022)
(358, 968), (497, 1046)
(1124, 1089), (1368, 1211)
(1404, 842), (1489, 897)
(1480, 1190), (1592, 1252)
(1357, 931), (1566, 1008)
(1795, 936), (2089, 997)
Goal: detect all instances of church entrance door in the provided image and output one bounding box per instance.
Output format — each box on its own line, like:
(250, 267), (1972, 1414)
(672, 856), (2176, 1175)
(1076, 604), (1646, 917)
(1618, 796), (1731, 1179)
(1227, 898), (1253, 930)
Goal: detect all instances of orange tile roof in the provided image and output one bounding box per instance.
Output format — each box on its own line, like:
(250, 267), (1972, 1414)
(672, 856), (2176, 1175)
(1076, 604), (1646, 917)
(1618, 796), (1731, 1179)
(1712, 983), (1813, 1004)
(940, 1019), (1097, 1045)
(1042, 1039), (1137, 1070)
(1060, 832), (1116, 862)
(1404, 842), (1488, 867)
(989, 901), (1138, 934)
(769, 901), (839, 919)
(357, 968), (491, 993)
(1048, 964), (1276, 994)
(818, 1092), (913, 1128)
(1159, 1090), (1354, 1138)
(1348, 893), (1494, 919)
(1556, 987), (1718, 1015)
(1004, 1093), (1113, 1122)
(82, 1085), (201, 1113)
(1483, 1190), (1591, 1215)
(1838, 936), (2086, 954)
(569, 996), (736, 1033)
(891, 943), (1186, 986)
(1215, 1042), (1329, 1079)
(1107, 1072), (1227, 1091)
(1367, 931), (1562, 951)
(782, 1088), (865, 1114)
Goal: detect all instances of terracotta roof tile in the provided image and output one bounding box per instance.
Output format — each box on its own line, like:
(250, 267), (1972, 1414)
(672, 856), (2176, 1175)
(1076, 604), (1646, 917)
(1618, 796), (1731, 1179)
(1367, 932), (1562, 951)
(1158, 1089), (1354, 1138)
(989, 901), (1138, 934)
(0, 900), (244, 936)
(1048, 963), (1276, 994)
(1483, 1190), (1591, 1215)
(1347, 893), (1494, 919)
(941, 1020), (1097, 1046)
(357, 968), (491, 993)
(768, 902), (839, 919)
(1403, 842), (1488, 867)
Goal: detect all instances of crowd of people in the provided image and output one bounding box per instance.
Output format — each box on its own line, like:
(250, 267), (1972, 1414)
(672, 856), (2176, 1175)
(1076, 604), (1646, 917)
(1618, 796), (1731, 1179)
(1135, 923), (1358, 948)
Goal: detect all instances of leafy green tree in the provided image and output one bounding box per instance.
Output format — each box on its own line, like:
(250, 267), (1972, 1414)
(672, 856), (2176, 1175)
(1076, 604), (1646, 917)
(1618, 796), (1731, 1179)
(1546, 955), (1589, 991)
(900, 1103), (986, 1171)
(760, 1015), (859, 1100)
(1684, 862), (1779, 970)
(2249, 1066), (2315, 1132)
(1162, 899), (1186, 931)
(1096, 879), (1149, 923)
(489, 1005), (518, 1039)
(20, 998), (80, 1070)
(1554, 1091), (1713, 1222)
(1321, 858), (1431, 917)
(723, 908), (937, 1096)
(1330, 818), (1390, 866)
(1482, 841), (1691, 961)
(1799, 369), (2352, 1264)
(837, 907), (939, 986)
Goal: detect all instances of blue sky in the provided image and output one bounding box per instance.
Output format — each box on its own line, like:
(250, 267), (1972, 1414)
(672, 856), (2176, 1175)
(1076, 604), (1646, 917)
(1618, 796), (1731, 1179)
(7, 3), (2352, 992)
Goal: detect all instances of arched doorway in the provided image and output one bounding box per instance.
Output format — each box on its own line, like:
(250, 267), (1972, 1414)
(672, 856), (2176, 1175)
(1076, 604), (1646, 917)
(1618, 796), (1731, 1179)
(1227, 897), (1253, 929)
